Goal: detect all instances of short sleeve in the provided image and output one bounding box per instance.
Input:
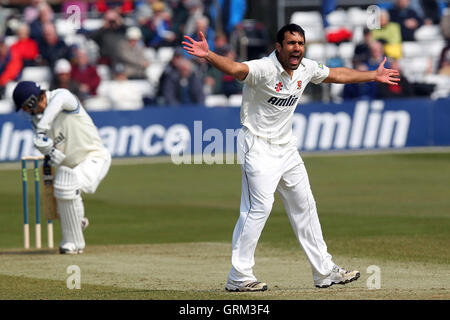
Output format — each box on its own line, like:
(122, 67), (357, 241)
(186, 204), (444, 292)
(310, 61), (330, 84)
(241, 59), (270, 86)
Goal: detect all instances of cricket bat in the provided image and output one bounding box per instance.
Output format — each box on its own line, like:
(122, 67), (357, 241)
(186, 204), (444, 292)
(41, 155), (58, 220)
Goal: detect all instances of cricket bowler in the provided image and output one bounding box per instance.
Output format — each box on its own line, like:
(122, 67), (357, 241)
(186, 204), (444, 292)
(182, 24), (400, 291)
(13, 81), (111, 254)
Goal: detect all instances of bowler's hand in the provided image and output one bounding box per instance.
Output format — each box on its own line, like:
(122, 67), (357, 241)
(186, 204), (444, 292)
(375, 57), (400, 85)
(182, 32), (209, 58)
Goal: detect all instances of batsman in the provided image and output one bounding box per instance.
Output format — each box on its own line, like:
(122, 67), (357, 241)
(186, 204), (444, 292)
(13, 81), (111, 254)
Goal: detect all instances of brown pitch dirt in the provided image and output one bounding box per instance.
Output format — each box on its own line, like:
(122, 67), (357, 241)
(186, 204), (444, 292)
(0, 242), (448, 300)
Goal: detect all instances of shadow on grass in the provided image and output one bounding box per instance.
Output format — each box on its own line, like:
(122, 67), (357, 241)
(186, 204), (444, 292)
(0, 249), (57, 255)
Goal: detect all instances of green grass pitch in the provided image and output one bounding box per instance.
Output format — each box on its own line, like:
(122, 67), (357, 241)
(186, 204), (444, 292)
(0, 152), (449, 300)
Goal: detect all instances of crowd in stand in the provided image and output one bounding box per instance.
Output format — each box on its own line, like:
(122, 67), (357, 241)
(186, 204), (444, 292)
(0, 0), (449, 111)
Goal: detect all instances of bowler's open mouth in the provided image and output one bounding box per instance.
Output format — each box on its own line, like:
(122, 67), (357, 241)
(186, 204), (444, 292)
(289, 53), (301, 65)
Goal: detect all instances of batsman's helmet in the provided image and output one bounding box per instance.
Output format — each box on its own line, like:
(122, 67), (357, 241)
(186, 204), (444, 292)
(13, 81), (41, 112)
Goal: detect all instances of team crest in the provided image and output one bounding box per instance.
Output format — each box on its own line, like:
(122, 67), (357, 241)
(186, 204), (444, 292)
(275, 81), (283, 92)
(297, 80), (302, 89)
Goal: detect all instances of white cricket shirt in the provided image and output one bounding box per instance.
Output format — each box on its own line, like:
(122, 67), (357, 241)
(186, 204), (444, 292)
(241, 51), (330, 144)
(35, 89), (109, 168)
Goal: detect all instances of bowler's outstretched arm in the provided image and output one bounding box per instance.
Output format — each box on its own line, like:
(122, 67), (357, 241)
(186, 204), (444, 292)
(324, 57), (400, 85)
(182, 32), (249, 81)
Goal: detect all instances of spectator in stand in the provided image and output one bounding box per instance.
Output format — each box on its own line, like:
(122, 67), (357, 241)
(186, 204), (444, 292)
(37, 23), (71, 69)
(108, 63), (145, 109)
(89, 9), (126, 66)
(437, 14), (450, 76)
(410, 0), (441, 25)
(183, 0), (205, 37)
(143, 1), (177, 48)
(158, 56), (204, 105)
(95, 0), (134, 15)
(170, 0), (191, 42)
(371, 10), (403, 59)
(136, 0), (168, 22)
(353, 28), (372, 67)
(71, 48), (101, 99)
(50, 58), (81, 98)
(0, 37), (23, 98)
(389, 0), (423, 42)
(156, 47), (184, 103)
(113, 27), (150, 80)
(24, 0), (45, 24)
(204, 45), (241, 97)
(29, 2), (54, 42)
(377, 59), (414, 98)
(188, 16), (215, 52)
(343, 41), (385, 100)
(217, 0), (247, 37)
(10, 23), (40, 67)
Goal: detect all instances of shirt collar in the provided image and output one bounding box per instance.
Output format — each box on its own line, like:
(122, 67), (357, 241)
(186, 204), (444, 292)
(269, 50), (287, 75)
(269, 50), (306, 78)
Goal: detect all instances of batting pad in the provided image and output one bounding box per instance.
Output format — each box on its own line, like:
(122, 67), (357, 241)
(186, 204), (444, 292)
(54, 166), (80, 200)
(57, 197), (85, 250)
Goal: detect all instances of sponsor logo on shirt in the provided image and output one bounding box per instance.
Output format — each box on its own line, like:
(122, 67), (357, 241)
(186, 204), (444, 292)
(267, 94), (299, 107)
(318, 62), (324, 69)
(275, 81), (283, 92)
(54, 132), (66, 146)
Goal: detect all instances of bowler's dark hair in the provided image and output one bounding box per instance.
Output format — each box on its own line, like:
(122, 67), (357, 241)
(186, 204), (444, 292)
(276, 24), (305, 46)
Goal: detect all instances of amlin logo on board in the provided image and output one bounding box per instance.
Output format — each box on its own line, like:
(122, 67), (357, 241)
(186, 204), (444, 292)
(0, 101), (410, 162)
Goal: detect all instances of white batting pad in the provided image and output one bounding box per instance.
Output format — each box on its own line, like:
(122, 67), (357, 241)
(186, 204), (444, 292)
(54, 166), (80, 200)
(57, 197), (85, 250)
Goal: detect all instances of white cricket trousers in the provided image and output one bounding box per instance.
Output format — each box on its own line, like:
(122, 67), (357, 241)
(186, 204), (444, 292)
(228, 127), (334, 282)
(56, 154), (111, 249)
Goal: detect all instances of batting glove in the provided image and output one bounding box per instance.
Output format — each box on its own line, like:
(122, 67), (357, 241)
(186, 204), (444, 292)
(33, 132), (53, 155)
(48, 148), (66, 166)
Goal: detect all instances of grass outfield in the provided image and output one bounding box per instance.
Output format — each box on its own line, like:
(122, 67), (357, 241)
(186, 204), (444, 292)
(0, 152), (449, 300)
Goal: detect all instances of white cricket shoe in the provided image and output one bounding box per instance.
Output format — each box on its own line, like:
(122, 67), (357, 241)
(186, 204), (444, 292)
(225, 279), (268, 292)
(59, 242), (83, 255)
(314, 265), (360, 288)
(81, 217), (89, 231)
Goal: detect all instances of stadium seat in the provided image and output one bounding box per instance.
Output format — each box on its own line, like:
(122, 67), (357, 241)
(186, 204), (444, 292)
(63, 34), (86, 47)
(326, 9), (348, 27)
(305, 43), (325, 62)
(144, 47), (157, 61)
(347, 7), (368, 27)
(21, 66), (52, 83)
(157, 47), (174, 63)
(205, 95), (228, 107)
(96, 64), (111, 81)
(83, 96), (111, 111)
(228, 94), (243, 107)
(423, 40), (446, 58)
(290, 11), (324, 43)
(55, 19), (76, 37)
(402, 41), (423, 58)
(82, 19), (103, 31)
(324, 43), (339, 58)
(146, 63), (165, 86)
(98, 80), (151, 110)
(339, 42), (355, 60)
(0, 99), (13, 114)
(4, 36), (17, 47)
(414, 25), (443, 41)
(400, 57), (431, 81)
(5, 81), (17, 100)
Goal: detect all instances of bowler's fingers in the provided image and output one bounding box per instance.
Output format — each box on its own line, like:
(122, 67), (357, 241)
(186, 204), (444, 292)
(387, 76), (400, 85)
(184, 35), (195, 42)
